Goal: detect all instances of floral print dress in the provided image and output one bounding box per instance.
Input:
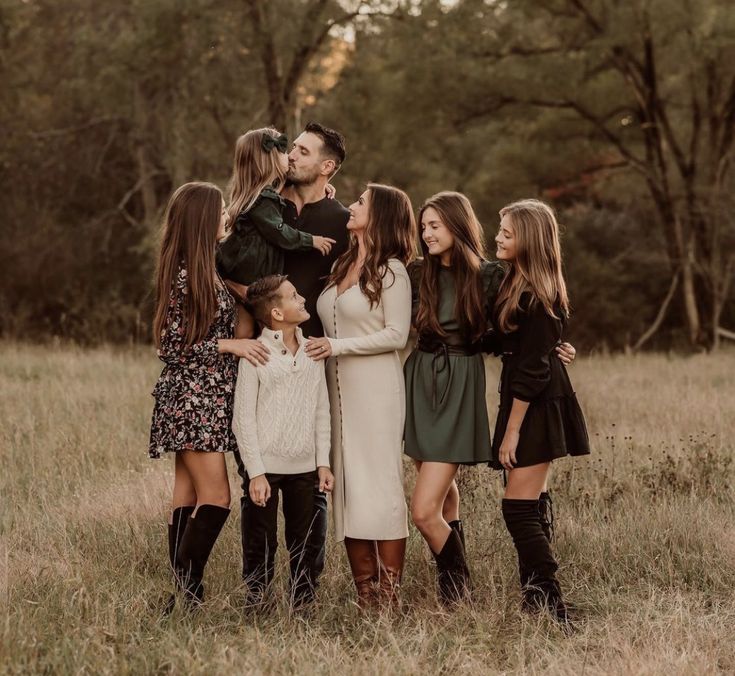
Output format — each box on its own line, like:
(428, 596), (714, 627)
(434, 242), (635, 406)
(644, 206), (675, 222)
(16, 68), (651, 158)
(149, 266), (238, 458)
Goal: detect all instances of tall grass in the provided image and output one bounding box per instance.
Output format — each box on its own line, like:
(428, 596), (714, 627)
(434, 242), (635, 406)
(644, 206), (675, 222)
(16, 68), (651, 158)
(2, 343), (734, 675)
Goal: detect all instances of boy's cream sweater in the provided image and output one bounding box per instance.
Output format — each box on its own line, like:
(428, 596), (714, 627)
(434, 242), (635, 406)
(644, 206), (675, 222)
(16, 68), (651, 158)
(232, 327), (331, 478)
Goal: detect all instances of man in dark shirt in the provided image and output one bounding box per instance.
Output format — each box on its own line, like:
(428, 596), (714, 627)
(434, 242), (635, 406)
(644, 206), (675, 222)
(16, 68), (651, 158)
(281, 122), (350, 338)
(237, 123), (348, 607)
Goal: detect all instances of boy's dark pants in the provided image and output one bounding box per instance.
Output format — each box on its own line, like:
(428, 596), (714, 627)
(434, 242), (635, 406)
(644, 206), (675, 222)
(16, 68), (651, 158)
(236, 452), (326, 604)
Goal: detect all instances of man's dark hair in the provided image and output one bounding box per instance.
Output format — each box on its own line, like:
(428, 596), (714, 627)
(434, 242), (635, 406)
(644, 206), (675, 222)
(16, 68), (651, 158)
(304, 122), (346, 173)
(246, 274), (287, 327)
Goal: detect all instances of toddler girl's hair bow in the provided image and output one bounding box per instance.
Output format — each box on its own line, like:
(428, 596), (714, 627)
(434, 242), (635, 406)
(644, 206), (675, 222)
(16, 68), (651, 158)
(262, 132), (289, 153)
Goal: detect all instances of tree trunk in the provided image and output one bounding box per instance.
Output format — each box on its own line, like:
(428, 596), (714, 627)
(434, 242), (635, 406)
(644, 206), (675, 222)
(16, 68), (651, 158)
(681, 256), (702, 348)
(133, 82), (159, 226)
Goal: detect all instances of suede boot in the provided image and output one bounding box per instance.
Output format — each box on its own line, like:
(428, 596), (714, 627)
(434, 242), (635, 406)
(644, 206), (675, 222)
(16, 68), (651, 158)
(177, 504), (231, 606)
(502, 498), (572, 629)
(538, 491), (555, 542)
(432, 528), (471, 606)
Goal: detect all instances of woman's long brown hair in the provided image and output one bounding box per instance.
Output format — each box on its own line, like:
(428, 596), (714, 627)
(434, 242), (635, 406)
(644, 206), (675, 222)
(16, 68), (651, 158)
(415, 191), (487, 342)
(495, 199), (570, 332)
(327, 183), (416, 307)
(153, 182), (223, 348)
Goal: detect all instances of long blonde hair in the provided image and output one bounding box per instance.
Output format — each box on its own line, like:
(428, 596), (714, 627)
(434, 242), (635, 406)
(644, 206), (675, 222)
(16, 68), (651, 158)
(495, 199), (569, 332)
(153, 182), (223, 348)
(415, 191), (488, 342)
(227, 127), (288, 223)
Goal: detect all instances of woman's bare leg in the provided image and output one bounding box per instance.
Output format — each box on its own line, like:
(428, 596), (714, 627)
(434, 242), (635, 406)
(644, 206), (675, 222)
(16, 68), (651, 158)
(172, 452), (197, 518)
(442, 480), (460, 522)
(178, 450), (231, 510)
(410, 461), (459, 553)
(504, 462), (550, 500)
(413, 459), (460, 525)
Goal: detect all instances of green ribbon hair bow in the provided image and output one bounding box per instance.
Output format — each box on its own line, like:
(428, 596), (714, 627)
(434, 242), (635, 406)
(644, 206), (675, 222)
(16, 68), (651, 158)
(261, 132), (289, 153)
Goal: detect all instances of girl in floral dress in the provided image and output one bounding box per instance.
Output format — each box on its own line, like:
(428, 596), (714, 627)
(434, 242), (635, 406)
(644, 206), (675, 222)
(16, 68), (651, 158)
(149, 181), (264, 610)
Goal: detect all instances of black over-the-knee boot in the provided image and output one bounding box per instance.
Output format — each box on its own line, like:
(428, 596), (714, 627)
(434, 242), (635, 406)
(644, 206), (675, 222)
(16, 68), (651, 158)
(538, 491), (554, 542)
(518, 493), (554, 587)
(432, 528), (471, 606)
(163, 505), (196, 614)
(169, 505), (196, 574)
(177, 504), (231, 605)
(502, 498), (570, 626)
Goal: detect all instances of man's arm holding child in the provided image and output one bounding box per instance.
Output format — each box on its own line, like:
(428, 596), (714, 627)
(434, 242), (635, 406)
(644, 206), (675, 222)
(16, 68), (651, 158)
(232, 359), (271, 506)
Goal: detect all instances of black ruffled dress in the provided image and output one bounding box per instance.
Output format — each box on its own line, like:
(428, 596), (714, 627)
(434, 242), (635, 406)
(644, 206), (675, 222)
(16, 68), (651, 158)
(490, 293), (590, 469)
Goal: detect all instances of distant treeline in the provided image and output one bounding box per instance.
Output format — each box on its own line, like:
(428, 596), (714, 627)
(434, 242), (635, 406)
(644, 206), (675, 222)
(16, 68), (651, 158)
(1, 0), (733, 350)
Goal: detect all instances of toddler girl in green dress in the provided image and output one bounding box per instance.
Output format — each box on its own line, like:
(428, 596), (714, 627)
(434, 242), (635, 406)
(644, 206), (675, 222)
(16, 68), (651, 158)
(216, 127), (336, 309)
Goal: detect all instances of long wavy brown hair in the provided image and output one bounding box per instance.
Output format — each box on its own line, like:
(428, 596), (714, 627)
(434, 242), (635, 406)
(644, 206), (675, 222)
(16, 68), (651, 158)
(415, 191), (488, 342)
(327, 183), (416, 307)
(153, 182), (223, 348)
(227, 127), (288, 223)
(495, 199), (570, 332)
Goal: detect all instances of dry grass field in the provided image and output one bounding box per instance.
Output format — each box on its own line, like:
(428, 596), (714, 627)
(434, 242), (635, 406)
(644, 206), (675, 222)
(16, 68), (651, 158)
(1, 342), (734, 675)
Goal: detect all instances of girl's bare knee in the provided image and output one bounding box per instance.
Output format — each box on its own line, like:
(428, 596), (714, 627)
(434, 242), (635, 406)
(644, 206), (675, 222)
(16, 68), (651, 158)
(411, 503), (435, 532)
(202, 489), (231, 509)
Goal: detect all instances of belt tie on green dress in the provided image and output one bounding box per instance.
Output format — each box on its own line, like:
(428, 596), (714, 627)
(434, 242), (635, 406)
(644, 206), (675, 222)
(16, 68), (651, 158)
(417, 336), (481, 410)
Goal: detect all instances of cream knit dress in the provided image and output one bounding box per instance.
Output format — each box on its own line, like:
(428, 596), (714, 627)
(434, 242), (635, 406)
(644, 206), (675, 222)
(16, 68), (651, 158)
(317, 259), (411, 542)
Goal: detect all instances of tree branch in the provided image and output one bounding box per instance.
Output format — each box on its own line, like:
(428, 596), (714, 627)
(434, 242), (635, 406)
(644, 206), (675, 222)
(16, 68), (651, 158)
(632, 268), (680, 351)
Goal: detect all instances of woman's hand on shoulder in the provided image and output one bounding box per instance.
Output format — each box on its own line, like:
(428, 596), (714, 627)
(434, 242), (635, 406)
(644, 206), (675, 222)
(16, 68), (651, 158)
(218, 338), (270, 366)
(305, 337), (332, 361)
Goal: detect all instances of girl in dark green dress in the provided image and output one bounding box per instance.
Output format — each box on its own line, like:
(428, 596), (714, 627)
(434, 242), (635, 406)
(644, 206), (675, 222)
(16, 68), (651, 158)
(404, 192), (501, 604)
(494, 198), (589, 628)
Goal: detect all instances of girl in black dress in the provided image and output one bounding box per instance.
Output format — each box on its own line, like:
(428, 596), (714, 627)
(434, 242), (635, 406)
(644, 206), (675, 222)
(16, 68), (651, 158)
(150, 182), (266, 610)
(493, 198), (590, 626)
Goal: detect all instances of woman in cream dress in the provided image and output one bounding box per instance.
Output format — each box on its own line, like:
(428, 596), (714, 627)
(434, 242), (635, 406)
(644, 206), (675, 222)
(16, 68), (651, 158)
(305, 183), (415, 607)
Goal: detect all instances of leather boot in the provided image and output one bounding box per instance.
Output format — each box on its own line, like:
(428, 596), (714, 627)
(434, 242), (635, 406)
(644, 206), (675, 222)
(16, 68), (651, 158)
(502, 498), (572, 630)
(177, 504), (230, 606)
(163, 505), (195, 614)
(169, 505), (195, 572)
(344, 538), (378, 609)
(432, 528), (471, 606)
(376, 538), (406, 608)
(448, 519), (466, 553)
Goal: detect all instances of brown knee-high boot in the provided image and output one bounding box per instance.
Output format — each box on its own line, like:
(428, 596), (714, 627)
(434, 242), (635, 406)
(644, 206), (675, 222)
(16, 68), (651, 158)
(376, 538), (406, 608)
(344, 537), (378, 608)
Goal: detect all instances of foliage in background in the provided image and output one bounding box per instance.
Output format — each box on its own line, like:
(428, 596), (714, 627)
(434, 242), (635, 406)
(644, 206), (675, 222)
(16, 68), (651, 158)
(1, 0), (733, 350)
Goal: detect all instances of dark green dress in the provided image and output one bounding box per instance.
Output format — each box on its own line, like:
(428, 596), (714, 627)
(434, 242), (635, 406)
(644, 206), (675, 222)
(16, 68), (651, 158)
(216, 187), (314, 286)
(403, 259), (505, 464)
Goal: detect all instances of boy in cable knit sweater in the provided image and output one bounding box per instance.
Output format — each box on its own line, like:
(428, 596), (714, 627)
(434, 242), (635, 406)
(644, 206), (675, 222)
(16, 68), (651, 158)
(232, 274), (333, 607)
